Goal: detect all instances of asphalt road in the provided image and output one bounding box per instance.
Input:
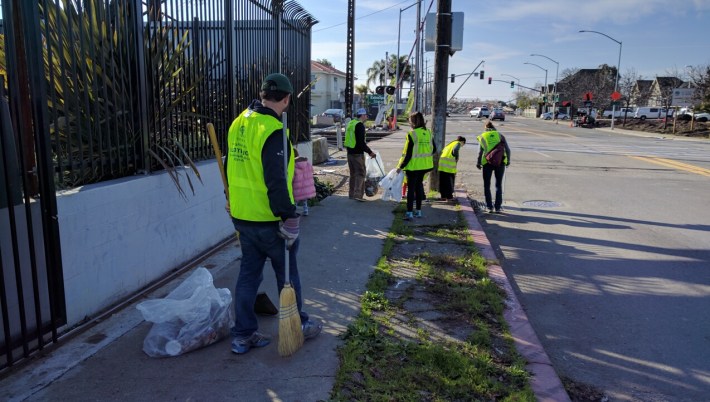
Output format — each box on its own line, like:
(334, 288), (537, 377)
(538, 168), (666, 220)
(446, 114), (710, 402)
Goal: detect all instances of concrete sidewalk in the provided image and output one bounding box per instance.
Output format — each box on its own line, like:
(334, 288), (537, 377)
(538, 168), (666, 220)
(1, 128), (568, 401)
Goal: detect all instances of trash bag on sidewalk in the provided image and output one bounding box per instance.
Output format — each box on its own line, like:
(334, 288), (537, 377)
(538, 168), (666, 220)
(378, 168), (405, 202)
(136, 267), (233, 357)
(365, 151), (386, 179)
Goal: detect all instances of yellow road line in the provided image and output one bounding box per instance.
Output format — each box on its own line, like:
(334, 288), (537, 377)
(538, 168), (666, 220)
(630, 156), (710, 177)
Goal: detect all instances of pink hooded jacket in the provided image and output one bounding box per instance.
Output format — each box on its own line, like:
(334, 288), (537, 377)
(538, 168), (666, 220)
(293, 159), (316, 202)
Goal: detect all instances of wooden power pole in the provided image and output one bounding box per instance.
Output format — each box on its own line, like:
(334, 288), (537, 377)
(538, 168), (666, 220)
(429, 0), (452, 191)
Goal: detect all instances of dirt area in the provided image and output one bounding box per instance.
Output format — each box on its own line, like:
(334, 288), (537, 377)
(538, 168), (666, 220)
(594, 118), (709, 138)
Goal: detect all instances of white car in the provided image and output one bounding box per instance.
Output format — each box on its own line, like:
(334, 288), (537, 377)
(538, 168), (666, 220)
(469, 106), (490, 118)
(694, 112), (710, 122)
(540, 111), (569, 120)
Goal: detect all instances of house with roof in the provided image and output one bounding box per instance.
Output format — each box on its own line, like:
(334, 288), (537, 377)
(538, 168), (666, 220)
(630, 80), (653, 107)
(310, 61), (346, 116)
(648, 77), (684, 106)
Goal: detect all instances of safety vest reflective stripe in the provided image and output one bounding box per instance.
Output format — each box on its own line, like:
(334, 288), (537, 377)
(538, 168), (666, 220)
(227, 109), (294, 221)
(402, 127), (433, 171)
(438, 140), (459, 173)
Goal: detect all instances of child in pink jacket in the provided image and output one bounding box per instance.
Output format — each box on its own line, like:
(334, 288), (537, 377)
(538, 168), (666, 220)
(293, 156), (316, 216)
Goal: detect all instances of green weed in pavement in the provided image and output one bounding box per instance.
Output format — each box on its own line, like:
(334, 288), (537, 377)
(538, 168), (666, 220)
(330, 205), (534, 401)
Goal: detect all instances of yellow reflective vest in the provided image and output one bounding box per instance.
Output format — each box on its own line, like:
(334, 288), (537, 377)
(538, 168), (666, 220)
(344, 119), (360, 148)
(401, 127), (433, 171)
(476, 130), (508, 166)
(226, 109), (294, 222)
(438, 140), (462, 174)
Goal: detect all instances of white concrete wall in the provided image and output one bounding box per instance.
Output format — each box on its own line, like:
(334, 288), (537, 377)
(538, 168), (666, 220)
(57, 160), (233, 326)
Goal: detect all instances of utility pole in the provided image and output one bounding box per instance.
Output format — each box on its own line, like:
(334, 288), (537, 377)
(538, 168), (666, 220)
(429, 0), (451, 191)
(345, 0), (355, 117)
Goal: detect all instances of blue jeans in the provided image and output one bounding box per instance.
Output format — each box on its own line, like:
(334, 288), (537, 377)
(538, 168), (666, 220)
(231, 221), (309, 338)
(482, 164), (506, 209)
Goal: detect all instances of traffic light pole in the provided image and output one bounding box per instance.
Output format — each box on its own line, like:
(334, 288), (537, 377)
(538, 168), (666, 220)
(489, 79), (543, 93)
(446, 60), (484, 103)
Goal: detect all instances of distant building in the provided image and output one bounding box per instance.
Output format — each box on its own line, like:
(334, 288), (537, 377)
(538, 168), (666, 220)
(648, 77), (684, 106)
(630, 80), (653, 107)
(310, 61), (346, 116)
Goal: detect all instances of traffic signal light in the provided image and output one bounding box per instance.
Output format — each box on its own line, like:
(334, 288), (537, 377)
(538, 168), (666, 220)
(542, 96), (547, 103)
(488, 77), (492, 85)
(376, 86), (384, 95)
(479, 70), (485, 80)
(510, 81), (515, 88)
(451, 74), (455, 83)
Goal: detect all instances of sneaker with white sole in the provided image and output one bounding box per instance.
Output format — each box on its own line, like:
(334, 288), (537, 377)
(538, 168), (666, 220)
(231, 331), (271, 354)
(302, 319), (322, 340)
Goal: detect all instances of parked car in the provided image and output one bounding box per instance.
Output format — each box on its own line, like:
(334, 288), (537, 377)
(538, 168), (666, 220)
(633, 107), (672, 120)
(601, 107), (634, 118)
(540, 111), (569, 120)
(695, 112), (710, 122)
(321, 108), (345, 122)
(489, 108), (505, 121)
(469, 106), (490, 118)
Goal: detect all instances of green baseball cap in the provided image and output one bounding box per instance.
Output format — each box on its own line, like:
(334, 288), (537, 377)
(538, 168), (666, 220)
(261, 73), (293, 94)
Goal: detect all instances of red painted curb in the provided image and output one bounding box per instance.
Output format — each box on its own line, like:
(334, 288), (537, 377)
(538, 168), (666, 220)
(456, 190), (571, 402)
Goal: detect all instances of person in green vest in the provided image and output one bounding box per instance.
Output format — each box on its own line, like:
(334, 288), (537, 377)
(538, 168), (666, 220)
(397, 111), (436, 220)
(345, 108), (376, 201)
(224, 73), (321, 354)
(438, 135), (466, 202)
(476, 121), (511, 213)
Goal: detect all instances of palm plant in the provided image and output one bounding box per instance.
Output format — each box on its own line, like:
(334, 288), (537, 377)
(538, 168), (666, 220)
(32, 0), (217, 197)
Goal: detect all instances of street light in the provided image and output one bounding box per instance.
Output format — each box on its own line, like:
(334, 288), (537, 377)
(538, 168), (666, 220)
(524, 62), (548, 111)
(579, 30), (622, 130)
(531, 54), (559, 114)
(396, 2), (419, 127)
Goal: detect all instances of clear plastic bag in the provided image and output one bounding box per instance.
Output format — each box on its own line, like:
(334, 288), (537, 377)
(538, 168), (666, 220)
(365, 151), (386, 179)
(136, 267), (233, 357)
(378, 168), (405, 202)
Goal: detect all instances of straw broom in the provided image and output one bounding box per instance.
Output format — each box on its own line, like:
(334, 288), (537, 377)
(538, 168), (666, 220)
(278, 111), (304, 357)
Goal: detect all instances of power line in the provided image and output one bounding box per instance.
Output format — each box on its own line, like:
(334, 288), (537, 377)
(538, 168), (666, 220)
(313, 0), (415, 33)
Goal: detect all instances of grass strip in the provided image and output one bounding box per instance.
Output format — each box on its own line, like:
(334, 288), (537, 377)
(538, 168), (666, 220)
(330, 203), (535, 401)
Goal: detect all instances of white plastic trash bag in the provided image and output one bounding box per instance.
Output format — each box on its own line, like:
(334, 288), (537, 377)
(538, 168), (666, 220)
(365, 151), (386, 179)
(136, 267), (233, 357)
(379, 168), (405, 202)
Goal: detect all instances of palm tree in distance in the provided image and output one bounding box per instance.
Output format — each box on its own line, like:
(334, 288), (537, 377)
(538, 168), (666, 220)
(366, 55), (411, 91)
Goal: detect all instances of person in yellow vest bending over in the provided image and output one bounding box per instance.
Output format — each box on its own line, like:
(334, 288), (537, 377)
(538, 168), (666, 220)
(476, 121), (511, 214)
(397, 111), (436, 220)
(224, 73), (321, 354)
(438, 135), (466, 202)
(345, 108), (376, 201)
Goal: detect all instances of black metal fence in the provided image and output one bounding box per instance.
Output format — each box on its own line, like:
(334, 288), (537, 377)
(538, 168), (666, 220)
(0, 0), (316, 371)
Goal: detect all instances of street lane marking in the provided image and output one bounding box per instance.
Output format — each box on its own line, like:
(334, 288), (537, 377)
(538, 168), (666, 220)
(630, 156), (710, 177)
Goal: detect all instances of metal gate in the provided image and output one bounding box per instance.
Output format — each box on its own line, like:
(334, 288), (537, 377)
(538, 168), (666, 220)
(1, 1), (67, 370)
(0, 0), (316, 371)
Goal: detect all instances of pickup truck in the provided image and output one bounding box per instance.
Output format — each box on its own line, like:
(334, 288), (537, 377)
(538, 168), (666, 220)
(601, 107), (634, 118)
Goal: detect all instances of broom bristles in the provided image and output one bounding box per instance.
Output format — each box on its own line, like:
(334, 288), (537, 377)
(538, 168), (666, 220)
(278, 284), (304, 357)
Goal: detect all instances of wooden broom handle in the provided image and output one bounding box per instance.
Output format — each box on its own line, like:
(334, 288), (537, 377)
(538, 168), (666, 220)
(207, 123), (229, 199)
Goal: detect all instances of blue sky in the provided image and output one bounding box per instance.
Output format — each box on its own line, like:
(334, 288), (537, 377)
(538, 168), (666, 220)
(297, 0), (710, 102)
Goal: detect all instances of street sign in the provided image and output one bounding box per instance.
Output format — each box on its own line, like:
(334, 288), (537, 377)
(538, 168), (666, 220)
(366, 94), (385, 104)
(611, 91), (621, 101)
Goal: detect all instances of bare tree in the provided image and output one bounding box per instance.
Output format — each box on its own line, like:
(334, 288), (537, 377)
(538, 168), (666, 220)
(618, 68), (643, 125)
(686, 64), (710, 111)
